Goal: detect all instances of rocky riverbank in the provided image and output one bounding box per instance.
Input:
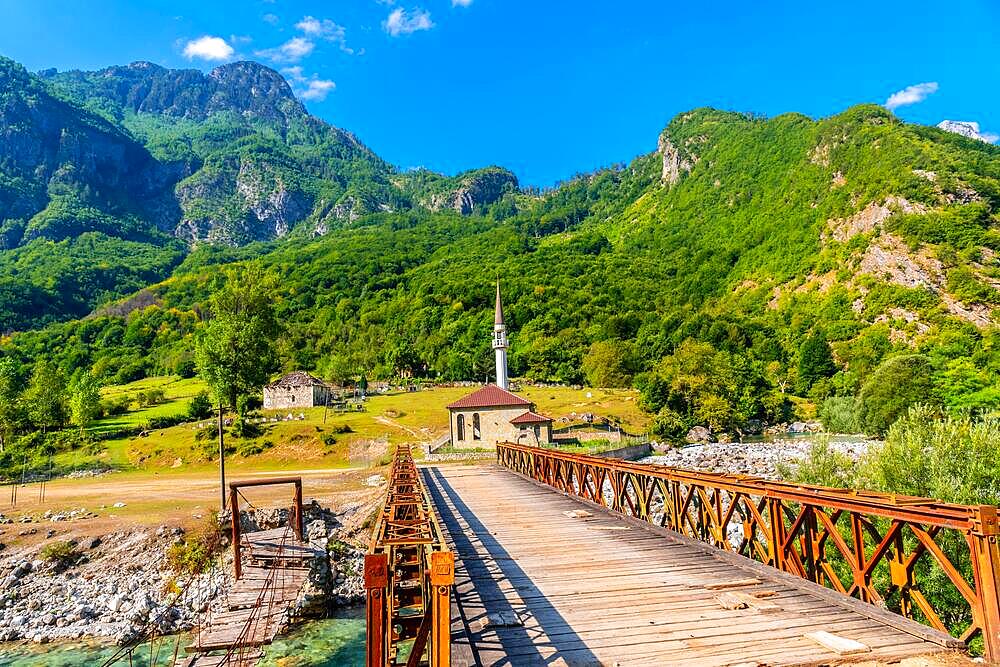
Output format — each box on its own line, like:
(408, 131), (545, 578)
(0, 500), (368, 646)
(641, 436), (872, 480)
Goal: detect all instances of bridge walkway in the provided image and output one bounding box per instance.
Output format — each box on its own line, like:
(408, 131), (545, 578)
(422, 464), (959, 667)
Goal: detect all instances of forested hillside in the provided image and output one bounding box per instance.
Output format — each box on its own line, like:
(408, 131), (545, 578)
(0, 57), (517, 329)
(2, 55), (999, 442)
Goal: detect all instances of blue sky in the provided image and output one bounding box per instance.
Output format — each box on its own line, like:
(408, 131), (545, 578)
(1, 0), (998, 186)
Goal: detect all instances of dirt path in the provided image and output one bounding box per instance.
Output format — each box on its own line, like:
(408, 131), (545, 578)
(1, 465), (381, 550)
(374, 415), (423, 439)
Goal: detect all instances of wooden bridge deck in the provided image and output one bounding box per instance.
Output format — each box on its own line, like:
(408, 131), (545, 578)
(422, 464), (962, 667)
(175, 528), (318, 667)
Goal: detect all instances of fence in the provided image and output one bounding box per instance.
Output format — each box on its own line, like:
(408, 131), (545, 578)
(496, 441), (1000, 658)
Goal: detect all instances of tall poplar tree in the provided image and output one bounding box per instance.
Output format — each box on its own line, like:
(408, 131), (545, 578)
(195, 263), (281, 509)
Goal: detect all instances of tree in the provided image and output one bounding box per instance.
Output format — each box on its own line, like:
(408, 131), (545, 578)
(68, 370), (101, 433)
(195, 263), (281, 510)
(23, 360), (67, 433)
(0, 358), (24, 452)
(187, 390), (214, 420)
(582, 340), (636, 388)
(857, 354), (936, 436)
(195, 264), (281, 411)
(797, 329), (836, 393)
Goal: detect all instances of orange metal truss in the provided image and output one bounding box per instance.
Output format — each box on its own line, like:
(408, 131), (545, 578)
(496, 442), (1000, 659)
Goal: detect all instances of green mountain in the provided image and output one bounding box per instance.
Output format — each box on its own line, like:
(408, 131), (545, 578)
(2, 56), (1000, 436)
(0, 57), (517, 329)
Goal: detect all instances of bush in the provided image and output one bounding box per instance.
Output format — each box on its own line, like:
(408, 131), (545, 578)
(187, 391), (214, 420)
(194, 423), (219, 442)
(651, 406), (689, 439)
(861, 406), (1000, 504)
(780, 436), (855, 488)
(857, 354), (936, 436)
(102, 396), (132, 417)
(237, 439), (274, 457)
(41, 540), (81, 567)
(142, 415), (187, 430)
(175, 358), (197, 379)
(322, 434), (338, 447)
(819, 396), (859, 433)
(137, 388), (166, 408)
(167, 515), (222, 574)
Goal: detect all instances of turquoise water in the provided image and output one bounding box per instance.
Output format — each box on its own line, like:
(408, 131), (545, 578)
(0, 607), (366, 667)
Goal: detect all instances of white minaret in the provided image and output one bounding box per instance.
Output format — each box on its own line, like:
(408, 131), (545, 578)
(492, 280), (509, 390)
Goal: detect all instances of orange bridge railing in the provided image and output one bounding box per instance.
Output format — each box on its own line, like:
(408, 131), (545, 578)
(496, 442), (1000, 658)
(366, 445), (454, 667)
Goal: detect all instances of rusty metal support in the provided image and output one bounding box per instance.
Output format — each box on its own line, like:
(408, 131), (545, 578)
(367, 445), (453, 666)
(230, 485), (241, 580)
(365, 553), (389, 667)
(496, 441), (1000, 660)
(227, 477), (304, 581)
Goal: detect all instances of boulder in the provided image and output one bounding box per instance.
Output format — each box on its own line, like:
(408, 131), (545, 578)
(686, 426), (712, 443)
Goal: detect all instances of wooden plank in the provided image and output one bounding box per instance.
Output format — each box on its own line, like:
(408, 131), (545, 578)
(703, 578), (762, 590)
(423, 464), (960, 665)
(804, 630), (872, 655)
(716, 592), (748, 610)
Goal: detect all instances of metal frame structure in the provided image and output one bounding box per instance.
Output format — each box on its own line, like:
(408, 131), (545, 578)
(367, 445), (454, 666)
(496, 442), (1000, 659)
(228, 477), (304, 580)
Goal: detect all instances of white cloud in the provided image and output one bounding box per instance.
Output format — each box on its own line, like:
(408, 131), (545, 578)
(256, 36), (315, 63)
(281, 66), (336, 101)
(452, 0), (473, 6)
(182, 35), (235, 62)
(383, 8), (434, 36)
(300, 79), (336, 100)
(295, 15), (353, 53)
(885, 82), (939, 110)
(262, 13), (279, 25)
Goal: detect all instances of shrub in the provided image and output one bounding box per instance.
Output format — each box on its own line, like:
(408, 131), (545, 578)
(41, 540), (81, 567)
(102, 396), (132, 417)
(167, 515), (222, 574)
(322, 434), (338, 447)
(137, 388), (166, 408)
(780, 436), (855, 488)
(651, 407), (689, 439)
(143, 415), (187, 430)
(187, 391), (214, 420)
(819, 396), (859, 433)
(237, 439), (274, 457)
(857, 354), (936, 436)
(861, 406), (1000, 504)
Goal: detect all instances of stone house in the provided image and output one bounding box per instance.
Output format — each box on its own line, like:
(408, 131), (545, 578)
(447, 384), (553, 449)
(263, 371), (332, 409)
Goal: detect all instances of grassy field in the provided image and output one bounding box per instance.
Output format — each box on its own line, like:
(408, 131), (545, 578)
(92, 376), (209, 433)
(2, 381), (649, 551)
(53, 380), (650, 476)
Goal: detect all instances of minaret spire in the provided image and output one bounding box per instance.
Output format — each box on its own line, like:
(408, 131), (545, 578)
(492, 279), (509, 390)
(494, 280), (504, 325)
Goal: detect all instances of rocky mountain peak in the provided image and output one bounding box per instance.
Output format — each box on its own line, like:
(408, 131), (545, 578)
(937, 120), (995, 144)
(47, 60), (304, 123)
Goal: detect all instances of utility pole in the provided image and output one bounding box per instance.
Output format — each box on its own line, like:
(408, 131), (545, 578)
(218, 401), (226, 511)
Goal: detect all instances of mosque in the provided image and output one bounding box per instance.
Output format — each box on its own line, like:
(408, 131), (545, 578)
(446, 283), (553, 448)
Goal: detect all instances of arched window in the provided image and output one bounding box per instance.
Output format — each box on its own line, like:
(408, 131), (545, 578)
(456, 414), (465, 441)
(473, 413), (481, 440)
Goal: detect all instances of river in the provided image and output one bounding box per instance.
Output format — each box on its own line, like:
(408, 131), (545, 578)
(0, 607), (366, 667)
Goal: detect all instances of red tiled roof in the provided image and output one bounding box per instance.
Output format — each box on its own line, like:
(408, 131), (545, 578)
(446, 384), (531, 409)
(510, 410), (552, 425)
